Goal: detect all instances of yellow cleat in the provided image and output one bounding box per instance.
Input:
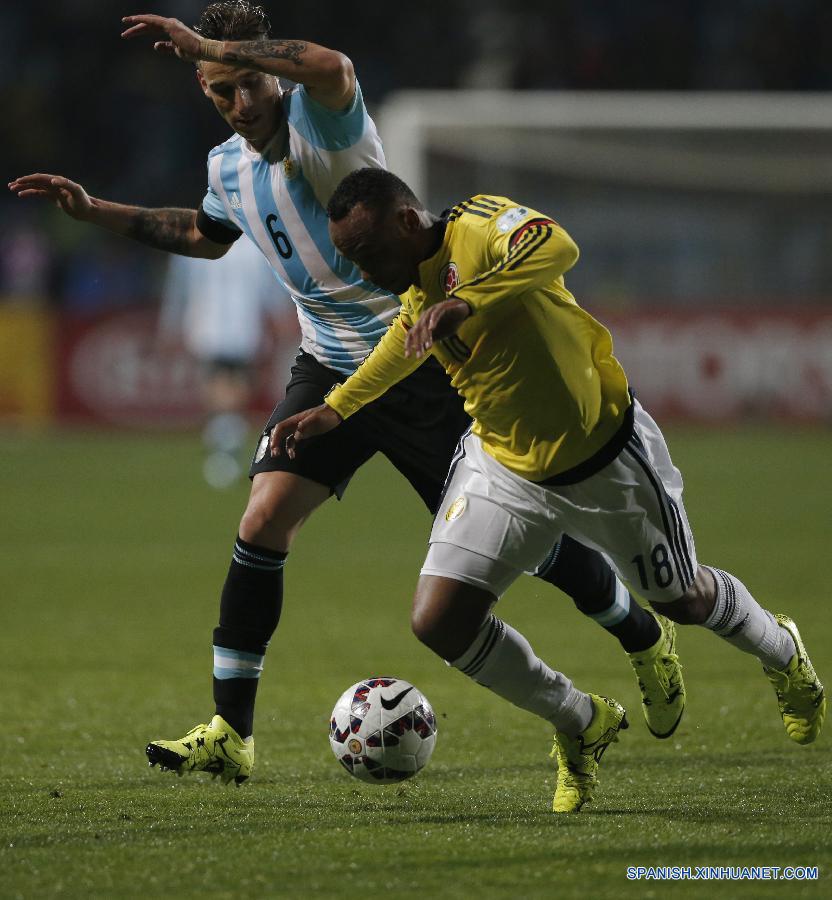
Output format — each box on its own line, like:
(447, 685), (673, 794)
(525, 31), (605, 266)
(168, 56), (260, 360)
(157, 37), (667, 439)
(763, 614), (826, 745)
(552, 694), (628, 813)
(628, 613), (685, 739)
(146, 715), (254, 785)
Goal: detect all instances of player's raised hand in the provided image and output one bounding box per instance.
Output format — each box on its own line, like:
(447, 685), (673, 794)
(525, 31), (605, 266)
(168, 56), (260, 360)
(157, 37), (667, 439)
(8, 174), (93, 220)
(121, 14), (202, 62)
(269, 404), (343, 459)
(404, 299), (471, 358)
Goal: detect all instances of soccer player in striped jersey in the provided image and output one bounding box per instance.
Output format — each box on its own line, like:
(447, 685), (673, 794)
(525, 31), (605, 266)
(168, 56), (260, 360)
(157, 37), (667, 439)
(272, 168), (826, 813)
(8, 3), (683, 787)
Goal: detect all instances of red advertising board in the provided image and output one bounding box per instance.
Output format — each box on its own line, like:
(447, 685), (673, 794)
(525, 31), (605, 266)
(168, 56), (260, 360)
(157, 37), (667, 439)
(52, 306), (832, 427)
(54, 307), (300, 428)
(595, 309), (832, 422)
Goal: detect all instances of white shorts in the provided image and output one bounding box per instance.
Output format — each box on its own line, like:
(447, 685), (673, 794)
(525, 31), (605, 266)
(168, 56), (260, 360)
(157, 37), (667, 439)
(421, 400), (698, 603)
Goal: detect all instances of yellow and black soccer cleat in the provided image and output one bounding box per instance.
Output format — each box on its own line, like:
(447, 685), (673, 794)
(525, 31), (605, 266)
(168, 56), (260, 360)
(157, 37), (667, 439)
(146, 715), (254, 785)
(763, 614), (826, 745)
(628, 613), (685, 739)
(552, 694), (628, 813)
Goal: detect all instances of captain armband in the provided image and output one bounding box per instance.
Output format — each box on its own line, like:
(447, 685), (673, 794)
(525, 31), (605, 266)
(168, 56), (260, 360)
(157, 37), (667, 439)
(195, 207), (242, 245)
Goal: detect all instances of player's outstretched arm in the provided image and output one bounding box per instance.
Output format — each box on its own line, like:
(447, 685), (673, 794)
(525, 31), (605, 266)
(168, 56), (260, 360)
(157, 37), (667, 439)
(121, 14), (354, 110)
(8, 173), (93, 220)
(8, 174), (229, 259)
(269, 404), (343, 460)
(404, 299), (471, 359)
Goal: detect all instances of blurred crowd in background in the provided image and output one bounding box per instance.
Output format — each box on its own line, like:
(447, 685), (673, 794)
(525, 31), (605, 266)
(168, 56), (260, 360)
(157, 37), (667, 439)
(2, 0), (831, 311)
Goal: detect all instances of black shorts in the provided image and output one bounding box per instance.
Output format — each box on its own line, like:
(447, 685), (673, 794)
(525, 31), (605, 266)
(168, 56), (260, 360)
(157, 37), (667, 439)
(249, 351), (471, 513)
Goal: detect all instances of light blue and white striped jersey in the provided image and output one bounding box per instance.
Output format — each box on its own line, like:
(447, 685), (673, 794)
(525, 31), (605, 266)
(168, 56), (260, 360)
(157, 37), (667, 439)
(201, 81), (400, 375)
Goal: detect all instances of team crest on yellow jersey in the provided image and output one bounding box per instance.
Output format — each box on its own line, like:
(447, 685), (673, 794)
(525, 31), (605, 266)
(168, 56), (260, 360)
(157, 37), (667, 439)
(445, 496), (467, 522)
(282, 157), (299, 180)
(440, 262), (459, 295)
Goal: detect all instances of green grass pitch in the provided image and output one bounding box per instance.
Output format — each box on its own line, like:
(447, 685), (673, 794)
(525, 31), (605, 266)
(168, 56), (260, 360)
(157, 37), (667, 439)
(1, 426), (830, 898)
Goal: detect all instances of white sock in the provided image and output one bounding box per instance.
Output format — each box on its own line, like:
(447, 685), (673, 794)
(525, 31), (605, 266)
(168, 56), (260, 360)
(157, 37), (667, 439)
(702, 567), (795, 669)
(449, 616), (593, 736)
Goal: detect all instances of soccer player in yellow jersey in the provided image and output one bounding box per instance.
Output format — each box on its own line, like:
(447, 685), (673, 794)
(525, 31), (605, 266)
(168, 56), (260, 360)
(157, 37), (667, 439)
(272, 168), (826, 813)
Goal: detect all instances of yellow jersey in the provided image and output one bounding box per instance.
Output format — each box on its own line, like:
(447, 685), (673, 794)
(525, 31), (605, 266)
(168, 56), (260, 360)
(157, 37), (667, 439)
(325, 195), (631, 482)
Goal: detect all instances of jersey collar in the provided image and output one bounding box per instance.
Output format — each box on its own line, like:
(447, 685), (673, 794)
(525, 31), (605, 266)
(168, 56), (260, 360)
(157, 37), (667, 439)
(416, 219), (453, 298)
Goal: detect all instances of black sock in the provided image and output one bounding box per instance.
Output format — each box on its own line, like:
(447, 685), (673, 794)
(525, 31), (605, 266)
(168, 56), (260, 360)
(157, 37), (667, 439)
(536, 535), (660, 653)
(212, 536), (286, 738)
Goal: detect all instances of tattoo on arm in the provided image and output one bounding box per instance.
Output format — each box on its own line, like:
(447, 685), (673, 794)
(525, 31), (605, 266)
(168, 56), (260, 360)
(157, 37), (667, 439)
(223, 39), (307, 66)
(126, 208), (196, 255)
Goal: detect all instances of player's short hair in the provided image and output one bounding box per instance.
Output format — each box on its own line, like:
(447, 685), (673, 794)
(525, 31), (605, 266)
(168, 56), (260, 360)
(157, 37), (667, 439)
(195, 1), (271, 42)
(327, 168), (423, 223)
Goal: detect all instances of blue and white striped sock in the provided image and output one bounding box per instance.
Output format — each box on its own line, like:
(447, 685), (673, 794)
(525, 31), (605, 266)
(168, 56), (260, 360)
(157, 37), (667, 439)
(585, 579), (631, 628)
(213, 646), (266, 682)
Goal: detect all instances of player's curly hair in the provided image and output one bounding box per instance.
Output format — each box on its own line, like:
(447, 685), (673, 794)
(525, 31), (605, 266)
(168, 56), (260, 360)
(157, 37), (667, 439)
(195, 1), (271, 41)
(327, 168), (423, 222)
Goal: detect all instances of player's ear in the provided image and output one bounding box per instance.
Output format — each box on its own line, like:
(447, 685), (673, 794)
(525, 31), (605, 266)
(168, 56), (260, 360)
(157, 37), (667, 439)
(399, 206), (421, 234)
(196, 65), (210, 97)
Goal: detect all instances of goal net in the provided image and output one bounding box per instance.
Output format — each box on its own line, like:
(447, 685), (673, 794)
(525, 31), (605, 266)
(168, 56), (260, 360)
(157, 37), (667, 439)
(377, 91), (832, 420)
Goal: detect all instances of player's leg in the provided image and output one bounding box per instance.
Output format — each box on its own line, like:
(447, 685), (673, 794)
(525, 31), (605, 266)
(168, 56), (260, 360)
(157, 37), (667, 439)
(537, 535), (683, 738)
(211, 469), (330, 741)
(556, 398), (825, 745)
(536, 535), (660, 652)
(421, 434), (628, 812)
(146, 352), (378, 782)
(623, 405), (823, 744)
(370, 358), (671, 697)
(369, 361), (680, 736)
(411, 572), (594, 736)
(145, 469), (328, 785)
(660, 567), (825, 744)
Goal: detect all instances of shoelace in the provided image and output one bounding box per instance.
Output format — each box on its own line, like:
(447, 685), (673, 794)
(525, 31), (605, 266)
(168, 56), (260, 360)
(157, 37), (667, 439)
(636, 651), (681, 702)
(654, 652), (683, 699)
(766, 660), (822, 710)
(765, 667), (790, 697)
(182, 723), (210, 741)
(550, 736), (596, 776)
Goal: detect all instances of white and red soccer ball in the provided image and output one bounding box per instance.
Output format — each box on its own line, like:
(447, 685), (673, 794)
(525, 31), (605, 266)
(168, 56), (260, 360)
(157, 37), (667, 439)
(329, 677), (437, 783)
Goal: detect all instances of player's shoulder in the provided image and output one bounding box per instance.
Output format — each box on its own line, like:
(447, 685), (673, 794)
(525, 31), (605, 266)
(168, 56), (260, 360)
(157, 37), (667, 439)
(449, 195), (555, 239)
(285, 82), (368, 153)
(447, 195), (545, 232)
(207, 133), (243, 160)
(447, 195), (512, 225)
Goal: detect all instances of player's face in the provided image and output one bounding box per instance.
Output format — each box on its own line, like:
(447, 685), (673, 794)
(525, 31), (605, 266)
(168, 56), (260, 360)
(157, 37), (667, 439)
(198, 63), (281, 147)
(330, 204), (421, 296)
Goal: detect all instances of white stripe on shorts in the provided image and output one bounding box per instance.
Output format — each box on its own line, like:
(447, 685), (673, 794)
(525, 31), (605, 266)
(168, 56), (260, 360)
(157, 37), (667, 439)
(622, 437), (695, 592)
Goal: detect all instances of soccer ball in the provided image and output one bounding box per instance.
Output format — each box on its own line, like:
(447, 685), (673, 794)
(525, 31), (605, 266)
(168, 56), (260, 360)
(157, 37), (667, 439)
(329, 676), (437, 783)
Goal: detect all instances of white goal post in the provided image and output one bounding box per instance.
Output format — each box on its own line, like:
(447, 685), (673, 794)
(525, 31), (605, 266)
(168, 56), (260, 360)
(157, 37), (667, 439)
(375, 91), (832, 422)
(377, 91), (832, 200)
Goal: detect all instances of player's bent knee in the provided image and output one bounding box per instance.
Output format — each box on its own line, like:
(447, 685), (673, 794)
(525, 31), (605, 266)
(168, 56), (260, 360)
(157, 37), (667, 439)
(653, 567), (716, 625)
(411, 575), (495, 661)
(411, 614), (479, 662)
(410, 598), (461, 657)
(410, 607), (437, 648)
(238, 472), (329, 550)
(238, 500), (276, 544)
